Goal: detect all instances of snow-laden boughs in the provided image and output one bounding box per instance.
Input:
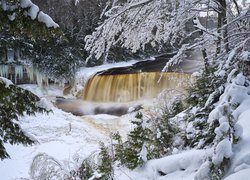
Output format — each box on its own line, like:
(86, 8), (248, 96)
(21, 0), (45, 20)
(0, 0), (61, 66)
(1, 0), (58, 28)
(194, 71), (250, 179)
(193, 10), (250, 177)
(85, 0), (199, 63)
(0, 77), (49, 159)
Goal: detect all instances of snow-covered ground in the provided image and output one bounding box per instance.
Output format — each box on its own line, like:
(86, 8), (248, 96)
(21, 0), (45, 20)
(0, 84), (132, 180)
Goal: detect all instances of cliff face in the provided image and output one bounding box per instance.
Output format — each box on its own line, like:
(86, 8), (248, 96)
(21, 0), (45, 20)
(97, 51), (203, 75)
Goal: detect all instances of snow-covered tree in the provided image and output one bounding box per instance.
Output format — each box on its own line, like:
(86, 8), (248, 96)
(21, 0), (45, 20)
(85, 0), (203, 63)
(0, 0), (59, 63)
(0, 0), (58, 160)
(0, 77), (49, 159)
(187, 6), (250, 179)
(25, 0), (113, 79)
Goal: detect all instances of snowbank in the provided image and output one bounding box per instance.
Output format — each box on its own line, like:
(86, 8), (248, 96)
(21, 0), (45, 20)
(116, 149), (212, 180)
(0, 77), (13, 88)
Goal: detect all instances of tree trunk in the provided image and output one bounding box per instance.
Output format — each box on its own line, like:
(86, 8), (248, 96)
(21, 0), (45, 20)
(202, 48), (209, 72)
(216, 8), (222, 56)
(217, 0), (229, 55)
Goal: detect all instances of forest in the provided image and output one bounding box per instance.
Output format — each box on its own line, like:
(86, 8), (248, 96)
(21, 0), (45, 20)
(1, 0), (250, 179)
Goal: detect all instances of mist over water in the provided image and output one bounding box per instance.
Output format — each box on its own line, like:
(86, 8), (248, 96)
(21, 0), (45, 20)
(55, 98), (142, 116)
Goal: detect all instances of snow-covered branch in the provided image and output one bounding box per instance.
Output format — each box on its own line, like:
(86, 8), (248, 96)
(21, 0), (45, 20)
(1, 0), (59, 28)
(85, 0), (200, 62)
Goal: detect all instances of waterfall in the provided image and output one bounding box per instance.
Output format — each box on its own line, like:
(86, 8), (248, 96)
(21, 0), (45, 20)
(83, 72), (191, 102)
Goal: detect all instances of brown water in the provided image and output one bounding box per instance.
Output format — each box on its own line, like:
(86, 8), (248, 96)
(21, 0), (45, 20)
(83, 72), (191, 102)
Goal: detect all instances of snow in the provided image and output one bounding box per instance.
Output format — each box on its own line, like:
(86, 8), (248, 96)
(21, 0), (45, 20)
(115, 149), (212, 180)
(241, 51), (250, 61)
(20, 0), (33, 8)
(225, 169), (250, 180)
(19, 0), (59, 28)
(37, 11), (59, 28)
(224, 108), (250, 179)
(76, 60), (138, 80)
(0, 84), (131, 179)
(212, 138), (233, 165)
(8, 13), (15, 21)
(20, 0), (39, 20)
(193, 17), (206, 32)
(28, 4), (39, 20)
(0, 77), (13, 88)
(195, 161), (211, 180)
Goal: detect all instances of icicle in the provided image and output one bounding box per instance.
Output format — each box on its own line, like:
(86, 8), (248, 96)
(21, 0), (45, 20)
(36, 71), (43, 87)
(25, 66), (49, 86)
(0, 65), (9, 78)
(44, 77), (49, 86)
(25, 66), (35, 82)
(35, 70), (48, 87)
(15, 65), (23, 83)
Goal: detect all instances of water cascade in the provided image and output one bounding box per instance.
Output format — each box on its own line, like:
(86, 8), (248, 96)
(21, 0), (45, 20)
(83, 72), (191, 102)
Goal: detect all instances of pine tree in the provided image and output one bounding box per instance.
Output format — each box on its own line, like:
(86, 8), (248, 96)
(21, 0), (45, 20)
(0, 0), (60, 63)
(97, 142), (114, 180)
(0, 0), (57, 159)
(185, 67), (226, 148)
(0, 78), (48, 159)
(113, 112), (145, 169)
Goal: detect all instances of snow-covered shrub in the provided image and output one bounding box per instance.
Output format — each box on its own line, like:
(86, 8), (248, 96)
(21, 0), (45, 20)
(186, 67), (225, 108)
(75, 143), (114, 180)
(77, 157), (96, 180)
(113, 112), (147, 169)
(30, 153), (68, 180)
